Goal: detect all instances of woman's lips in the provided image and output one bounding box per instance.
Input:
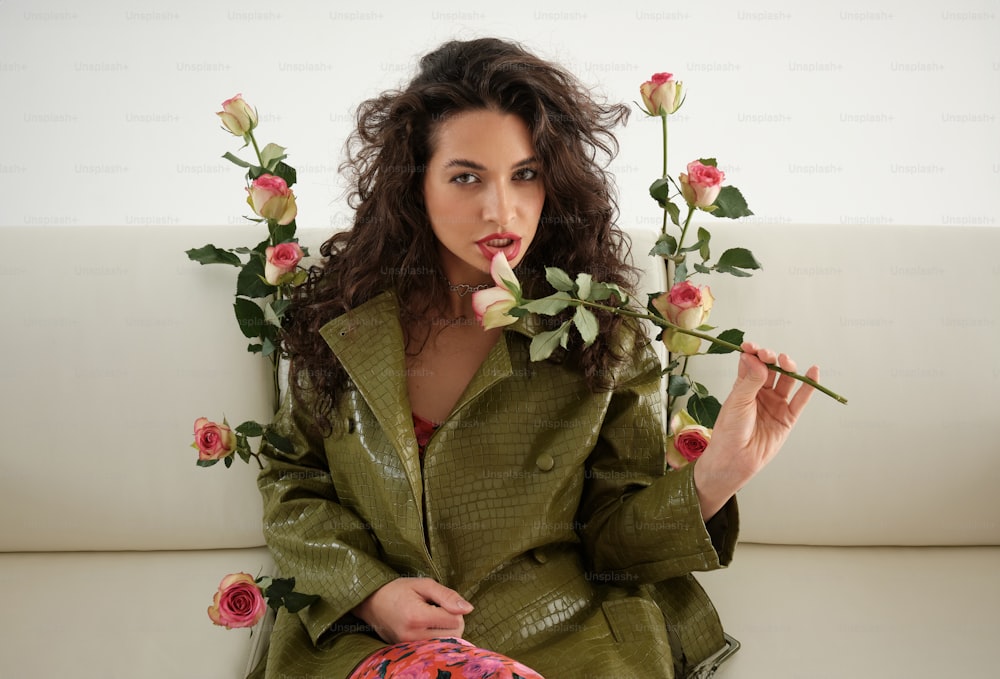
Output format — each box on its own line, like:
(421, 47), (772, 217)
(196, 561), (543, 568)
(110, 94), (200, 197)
(477, 233), (521, 261)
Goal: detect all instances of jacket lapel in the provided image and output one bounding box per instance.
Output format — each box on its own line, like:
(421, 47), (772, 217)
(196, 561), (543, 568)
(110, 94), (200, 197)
(318, 292), (424, 504)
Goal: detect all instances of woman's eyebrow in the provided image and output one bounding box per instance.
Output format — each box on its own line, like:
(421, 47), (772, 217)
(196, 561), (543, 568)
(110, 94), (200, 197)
(442, 156), (539, 171)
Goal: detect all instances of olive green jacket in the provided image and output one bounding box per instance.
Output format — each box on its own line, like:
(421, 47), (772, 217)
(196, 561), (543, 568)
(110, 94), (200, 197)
(253, 291), (738, 679)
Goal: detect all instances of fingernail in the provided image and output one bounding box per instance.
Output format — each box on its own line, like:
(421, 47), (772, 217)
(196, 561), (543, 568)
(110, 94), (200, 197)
(457, 598), (474, 612)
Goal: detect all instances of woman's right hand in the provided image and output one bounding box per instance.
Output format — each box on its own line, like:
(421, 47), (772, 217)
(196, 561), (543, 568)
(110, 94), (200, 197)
(352, 577), (474, 643)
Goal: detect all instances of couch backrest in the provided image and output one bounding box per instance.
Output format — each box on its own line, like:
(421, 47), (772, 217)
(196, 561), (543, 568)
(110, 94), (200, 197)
(2, 224), (997, 552)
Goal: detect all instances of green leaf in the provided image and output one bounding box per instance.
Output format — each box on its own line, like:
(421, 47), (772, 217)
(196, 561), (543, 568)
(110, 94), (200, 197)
(529, 321), (571, 361)
(710, 185), (754, 219)
(573, 306), (599, 345)
(665, 201), (681, 228)
(264, 429), (295, 454)
(544, 267), (575, 292)
(195, 458), (218, 468)
(261, 335), (278, 357)
(269, 161), (297, 188)
(575, 273), (592, 301)
(693, 262), (711, 274)
(667, 374), (690, 397)
(236, 256), (272, 298)
(186, 244), (241, 266)
(697, 227), (711, 261)
(519, 292), (573, 316)
(247, 343), (263, 354)
(716, 247), (761, 271)
(264, 302), (284, 328)
(650, 233), (678, 258)
(706, 328), (745, 354)
(270, 222), (297, 244)
(698, 157), (718, 168)
(259, 143), (287, 171)
(688, 394), (722, 428)
(221, 151), (252, 168)
(589, 282), (628, 304)
(649, 177), (671, 205)
(674, 260), (688, 283)
(282, 591), (320, 613)
(691, 382), (710, 397)
(236, 421), (265, 437)
(234, 298), (265, 339)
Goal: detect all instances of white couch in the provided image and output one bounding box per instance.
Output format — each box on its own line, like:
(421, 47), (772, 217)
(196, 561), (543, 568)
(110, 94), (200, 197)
(2, 223), (997, 678)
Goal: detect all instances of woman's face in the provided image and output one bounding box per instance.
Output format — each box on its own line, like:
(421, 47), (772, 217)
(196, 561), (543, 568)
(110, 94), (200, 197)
(423, 108), (545, 284)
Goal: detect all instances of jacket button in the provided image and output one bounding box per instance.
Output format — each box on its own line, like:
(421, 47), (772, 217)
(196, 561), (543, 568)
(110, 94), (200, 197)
(531, 548), (549, 564)
(535, 453), (555, 471)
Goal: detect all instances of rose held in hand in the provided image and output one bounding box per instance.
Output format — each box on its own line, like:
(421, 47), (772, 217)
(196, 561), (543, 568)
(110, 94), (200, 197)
(640, 72), (685, 116)
(208, 573), (267, 629)
(680, 160), (725, 209)
(652, 281), (714, 355)
(192, 417), (236, 461)
(264, 242), (304, 285)
(217, 94), (258, 137)
(472, 253), (522, 330)
(247, 175), (297, 226)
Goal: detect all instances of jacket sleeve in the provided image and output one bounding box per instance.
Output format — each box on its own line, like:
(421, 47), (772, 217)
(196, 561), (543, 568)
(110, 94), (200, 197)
(576, 339), (739, 583)
(258, 387), (398, 648)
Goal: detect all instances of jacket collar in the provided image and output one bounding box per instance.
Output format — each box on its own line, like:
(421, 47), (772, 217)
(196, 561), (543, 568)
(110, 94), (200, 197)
(318, 290), (522, 482)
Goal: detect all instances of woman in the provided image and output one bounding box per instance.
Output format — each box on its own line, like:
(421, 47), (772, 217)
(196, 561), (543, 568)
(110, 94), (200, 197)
(253, 38), (818, 679)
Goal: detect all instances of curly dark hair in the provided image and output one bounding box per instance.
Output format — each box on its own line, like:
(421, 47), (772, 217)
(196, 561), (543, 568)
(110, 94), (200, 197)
(283, 37), (641, 429)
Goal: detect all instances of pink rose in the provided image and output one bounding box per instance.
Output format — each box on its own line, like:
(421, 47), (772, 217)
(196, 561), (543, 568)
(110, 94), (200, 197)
(652, 281), (715, 355)
(264, 242), (304, 285)
(247, 174), (297, 225)
(207, 572), (267, 629)
(679, 160), (725, 208)
(667, 410), (712, 469)
(652, 281), (714, 330)
(216, 94), (258, 137)
(640, 72), (685, 116)
(471, 253), (521, 330)
(192, 417), (236, 462)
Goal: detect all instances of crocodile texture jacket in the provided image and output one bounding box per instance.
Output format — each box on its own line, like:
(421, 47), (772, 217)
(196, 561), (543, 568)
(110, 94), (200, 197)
(253, 291), (738, 679)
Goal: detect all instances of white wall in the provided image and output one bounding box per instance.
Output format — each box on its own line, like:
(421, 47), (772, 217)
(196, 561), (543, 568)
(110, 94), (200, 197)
(0, 0), (997, 230)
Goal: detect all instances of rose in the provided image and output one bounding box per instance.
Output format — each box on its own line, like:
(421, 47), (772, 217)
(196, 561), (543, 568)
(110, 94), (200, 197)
(472, 253), (522, 329)
(679, 160), (725, 209)
(652, 281), (715, 355)
(207, 572), (267, 629)
(247, 174), (297, 225)
(640, 72), (685, 116)
(216, 94), (258, 137)
(666, 410), (712, 469)
(264, 242), (304, 285)
(192, 417), (236, 461)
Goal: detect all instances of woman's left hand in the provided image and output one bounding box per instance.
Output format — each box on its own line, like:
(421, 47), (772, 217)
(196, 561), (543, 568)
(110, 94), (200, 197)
(693, 341), (819, 519)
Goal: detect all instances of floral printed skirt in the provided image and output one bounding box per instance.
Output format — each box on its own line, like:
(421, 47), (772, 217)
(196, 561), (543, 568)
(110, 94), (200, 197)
(348, 637), (545, 679)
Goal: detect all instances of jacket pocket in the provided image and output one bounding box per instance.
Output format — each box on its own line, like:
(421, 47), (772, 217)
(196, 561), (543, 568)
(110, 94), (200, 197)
(602, 596), (671, 646)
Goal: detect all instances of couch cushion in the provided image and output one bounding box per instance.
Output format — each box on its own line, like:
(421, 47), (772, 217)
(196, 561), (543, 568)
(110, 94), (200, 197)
(2, 226), (272, 551)
(0, 547), (273, 679)
(699, 543), (1000, 678)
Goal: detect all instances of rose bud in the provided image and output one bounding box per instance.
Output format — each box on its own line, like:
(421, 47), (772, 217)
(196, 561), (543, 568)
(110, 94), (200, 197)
(192, 417), (237, 462)
(207, 573), (267, 629)
(264, 242), (304, 285)
(640, 72), (685, 116)
(247, 174), (297, 225)
(652, 281), (715, 355)
(472, 253), (522, 330)
(679, 160), (725, 209)
(216, 94), (258, 137)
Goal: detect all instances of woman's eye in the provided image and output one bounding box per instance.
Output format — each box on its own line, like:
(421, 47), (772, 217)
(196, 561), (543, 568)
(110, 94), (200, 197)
(451, 173), (479, 184)
(514, 168), (539, 181)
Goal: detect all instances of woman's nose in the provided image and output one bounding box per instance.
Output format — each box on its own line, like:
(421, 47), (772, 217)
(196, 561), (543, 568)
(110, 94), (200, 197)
(482, 181), (516, 227)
